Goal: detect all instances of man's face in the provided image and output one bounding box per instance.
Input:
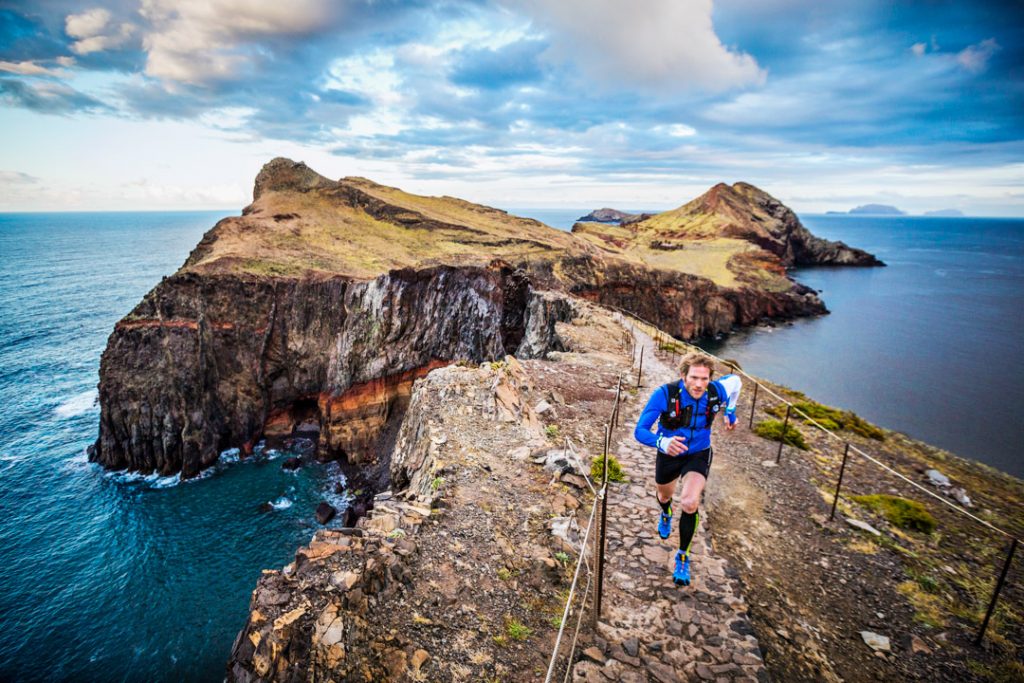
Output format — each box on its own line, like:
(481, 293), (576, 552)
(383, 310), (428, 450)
(682, 365), (711, 399)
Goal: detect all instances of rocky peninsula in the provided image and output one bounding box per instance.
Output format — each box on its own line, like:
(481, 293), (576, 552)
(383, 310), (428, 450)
(89, 160), (877, 479)
(86, 159), (1022, 681)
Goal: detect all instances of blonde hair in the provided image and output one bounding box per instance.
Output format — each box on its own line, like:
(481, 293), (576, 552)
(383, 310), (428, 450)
(678, 352), (714, 378)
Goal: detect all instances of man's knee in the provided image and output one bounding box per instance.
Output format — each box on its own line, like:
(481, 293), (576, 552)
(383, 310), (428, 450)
(679, 496), (699, 514)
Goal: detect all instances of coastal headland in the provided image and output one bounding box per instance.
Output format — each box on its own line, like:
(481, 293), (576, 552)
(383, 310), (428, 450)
(88, 159), (1021, 681)
(89, 158), (877, 479)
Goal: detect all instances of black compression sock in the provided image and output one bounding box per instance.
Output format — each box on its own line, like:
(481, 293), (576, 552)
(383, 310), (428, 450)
(678, 510), (699, 556)
(657, 496), (672, 514)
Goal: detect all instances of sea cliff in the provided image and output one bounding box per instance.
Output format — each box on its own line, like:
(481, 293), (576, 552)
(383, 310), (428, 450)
(89, 159), (874, 478)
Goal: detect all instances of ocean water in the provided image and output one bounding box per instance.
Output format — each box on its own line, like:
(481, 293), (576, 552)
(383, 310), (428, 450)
(702, 215), (1024, 479)
(0, 212), (350, 682)
(2, 210), (1020, 682)
(512, 208), (1024, 480)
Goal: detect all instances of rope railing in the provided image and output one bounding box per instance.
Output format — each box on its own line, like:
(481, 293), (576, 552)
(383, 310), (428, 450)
(544, 374), (625, 681)
(609, 306), (1020, 644)
(544, 492), (601, 683)
(564, 437), (598, 498)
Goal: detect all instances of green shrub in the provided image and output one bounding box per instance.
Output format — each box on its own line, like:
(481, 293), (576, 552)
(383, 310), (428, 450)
(506, 618), (532, 641)
(851, 494), (936, 533)
(766, 400), (885, 441)
(544, 424), (560, 440)
(591, 454), (627, 483)
(753, 419), (808, 450)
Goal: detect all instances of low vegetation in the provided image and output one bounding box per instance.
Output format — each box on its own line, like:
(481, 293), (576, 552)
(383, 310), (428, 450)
(591, 454), (627, 483)
(753, 419), (809, 450)
(766, 399), (885, 441)
(850, 494), (937, 533)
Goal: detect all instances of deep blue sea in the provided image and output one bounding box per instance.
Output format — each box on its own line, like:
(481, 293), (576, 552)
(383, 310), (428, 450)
(1, 209), (1021, 682)
(0, 212), (350, 682)
(515, 209), (1024, 479)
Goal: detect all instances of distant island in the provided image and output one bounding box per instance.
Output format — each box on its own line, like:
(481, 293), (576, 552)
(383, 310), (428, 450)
(849, 204), (906, 215)
(827, 205), (966, 217)
(575, 207), (651, 224)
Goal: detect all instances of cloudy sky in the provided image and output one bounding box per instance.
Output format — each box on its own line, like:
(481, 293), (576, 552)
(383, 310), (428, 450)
(1, 0), (1022, 215)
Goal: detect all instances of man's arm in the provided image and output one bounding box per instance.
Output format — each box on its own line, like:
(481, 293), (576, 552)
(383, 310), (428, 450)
(718, 374), (742, 430)
(633, 386), (665, 449)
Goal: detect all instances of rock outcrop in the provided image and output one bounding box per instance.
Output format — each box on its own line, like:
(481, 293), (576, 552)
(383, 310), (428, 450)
(90, 159), (874, 478)
(576, 207), (644, 224)
(226, 358), (567, 682)
(573, 181), (883, 270)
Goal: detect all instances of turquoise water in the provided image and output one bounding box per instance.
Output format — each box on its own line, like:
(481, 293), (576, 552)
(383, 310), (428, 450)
(2, 209), (1021, 682)
(0, 212), (350, 682)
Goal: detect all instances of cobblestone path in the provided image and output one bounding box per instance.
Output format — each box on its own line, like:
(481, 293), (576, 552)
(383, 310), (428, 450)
(573, 324), (768, 683)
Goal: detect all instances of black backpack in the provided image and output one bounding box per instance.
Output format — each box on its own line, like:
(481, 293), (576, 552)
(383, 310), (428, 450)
(660, 381), (722, 431)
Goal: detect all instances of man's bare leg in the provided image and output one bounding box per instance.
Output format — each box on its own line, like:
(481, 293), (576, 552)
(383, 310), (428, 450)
(656, 480), (678, 508)
(678, 471), (706, 517)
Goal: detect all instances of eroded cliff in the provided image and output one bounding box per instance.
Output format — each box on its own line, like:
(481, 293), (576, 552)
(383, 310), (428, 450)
(90, 159), (875, 477)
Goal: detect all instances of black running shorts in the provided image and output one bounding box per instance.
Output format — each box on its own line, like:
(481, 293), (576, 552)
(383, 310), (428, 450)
(655, 447), (713, 485)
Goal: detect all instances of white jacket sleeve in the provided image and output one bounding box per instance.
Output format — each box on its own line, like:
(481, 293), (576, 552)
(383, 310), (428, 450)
(718, 374), (742, 411)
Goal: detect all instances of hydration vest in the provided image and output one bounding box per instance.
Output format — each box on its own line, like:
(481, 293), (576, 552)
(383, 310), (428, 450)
(660, 381), (722, 431)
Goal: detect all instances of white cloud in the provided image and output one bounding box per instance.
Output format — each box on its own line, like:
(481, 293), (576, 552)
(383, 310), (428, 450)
(0, 170), (40, 185)
(0, 60), (60, 76)
(509, 0), (764, 92)
(910, 42), (926, 57)
(65, 8), (135, 55)
(957, 38), (999, 73)
(139, 0), (337, 86)
(662, 123), (698, 138)
(65, 8), (112, 38)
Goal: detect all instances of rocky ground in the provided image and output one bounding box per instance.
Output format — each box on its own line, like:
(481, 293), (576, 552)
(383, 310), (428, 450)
(628, 324), (1024, 682)
(227, 303), (1022, 682)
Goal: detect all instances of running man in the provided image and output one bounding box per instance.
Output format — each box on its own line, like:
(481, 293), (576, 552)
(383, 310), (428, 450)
(633, 352), (741, 586)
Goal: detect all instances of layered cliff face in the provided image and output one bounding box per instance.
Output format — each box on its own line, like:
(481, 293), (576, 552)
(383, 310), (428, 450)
(92, 265), (561, 477)
(91, 159), (871, 478)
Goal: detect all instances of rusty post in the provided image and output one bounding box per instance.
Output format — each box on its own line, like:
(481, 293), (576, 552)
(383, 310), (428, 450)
(748, 383), (759, 429)
(830, 443), (851, 521)
(612, 377), (622, 429)
(595, 425), (611, 624)
(976, 538), (1018, 645)
(776, 404), (791, 464)
(636, 346), (644, 389)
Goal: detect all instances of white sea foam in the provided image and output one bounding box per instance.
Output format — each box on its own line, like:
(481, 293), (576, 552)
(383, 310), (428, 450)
(270, 496), (293, 510)
(219, 448), (241, 464)
(55, 389), (98, 418)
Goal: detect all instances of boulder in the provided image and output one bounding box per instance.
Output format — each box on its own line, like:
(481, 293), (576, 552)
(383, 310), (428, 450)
(845, 518), (881, 536)
(860, 631), (891, 652)
(315, 502), (336, 525)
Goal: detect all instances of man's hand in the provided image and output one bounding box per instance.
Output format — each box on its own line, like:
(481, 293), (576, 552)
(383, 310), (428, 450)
(725, 411), (738, 431)
(664, 435), (687, 456)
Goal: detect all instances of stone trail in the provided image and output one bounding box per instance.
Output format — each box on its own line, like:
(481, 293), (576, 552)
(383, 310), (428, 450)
(573, 324), (767, 683)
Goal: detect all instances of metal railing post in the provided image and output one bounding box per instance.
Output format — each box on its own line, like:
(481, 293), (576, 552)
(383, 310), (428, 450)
(595, 425), (610, 624)
(776, 404), (791, 464)
(612, 378), (622, 429)
(976, 538), (1018, 645)
(830, 443), (851, 521)
(636, 346), (644, 389)
(748, 383), (759, 429)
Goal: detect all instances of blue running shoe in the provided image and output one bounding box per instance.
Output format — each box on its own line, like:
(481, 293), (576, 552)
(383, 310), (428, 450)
(673, 550), (691, 586)
(657, 507), (672, 539)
